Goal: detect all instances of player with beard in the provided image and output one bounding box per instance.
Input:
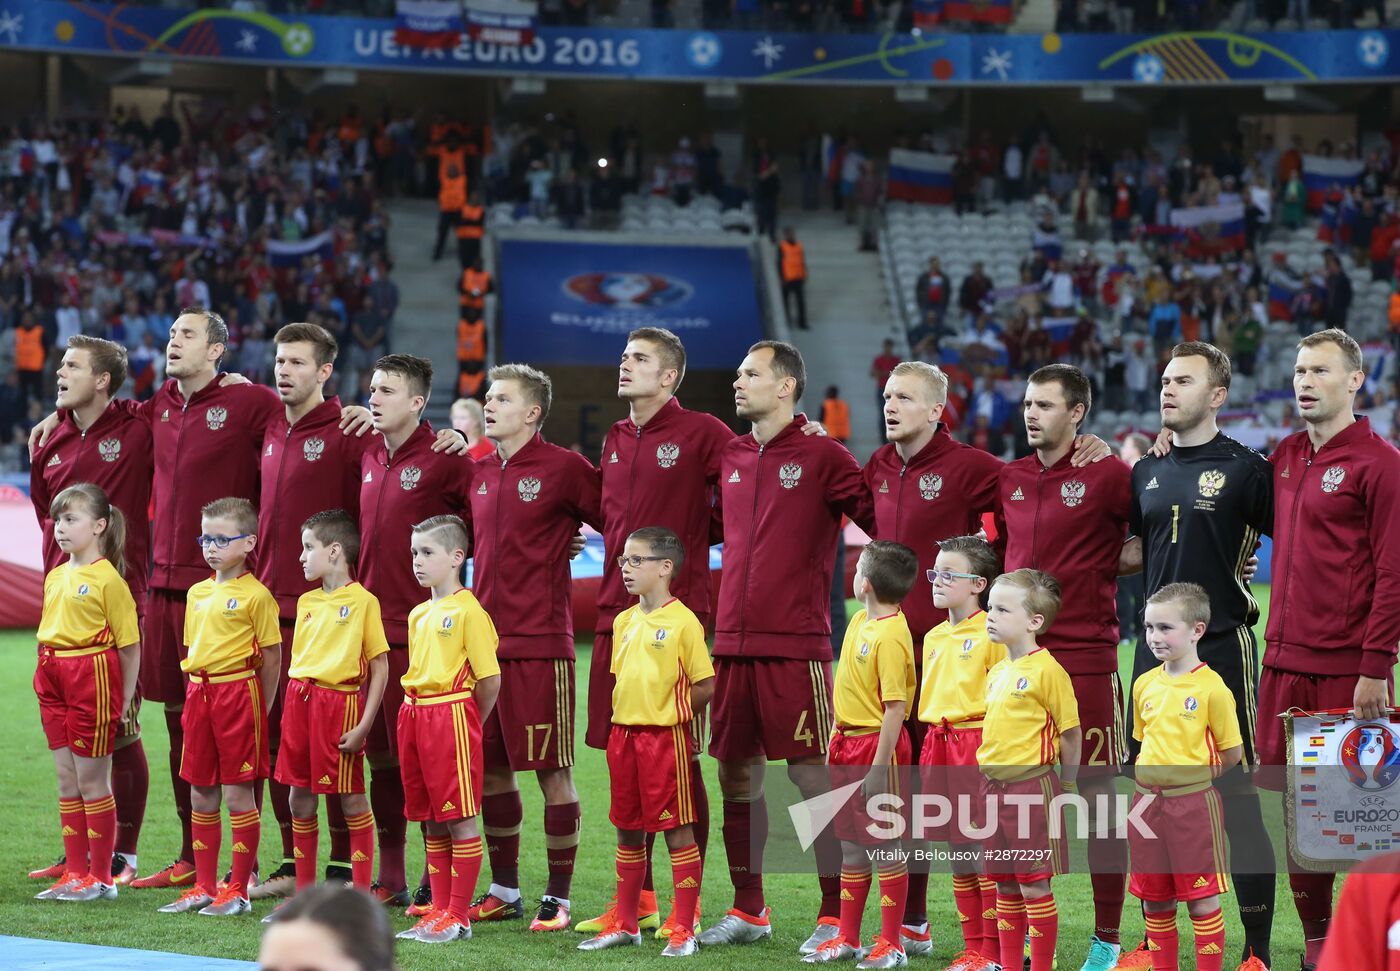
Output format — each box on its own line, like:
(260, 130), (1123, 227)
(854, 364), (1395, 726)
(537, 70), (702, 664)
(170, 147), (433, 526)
(993, 364), (1132, 971)
(1256, 329), (1400, 970)
(1125, 342), (1276, 970)
(29, 336), (153, 886)
(699, 341), (876, 955)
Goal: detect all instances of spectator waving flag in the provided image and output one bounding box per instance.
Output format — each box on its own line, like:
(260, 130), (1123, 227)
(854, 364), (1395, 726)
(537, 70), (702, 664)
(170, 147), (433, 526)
(266, 231), (335, 269)
(945, 0), (1012, 23)
(911, 0), (945, 28)
(1268, 272), (1301, 320)
(887, 149), (955, 205)
(1169, 201), (1245, 258)
(1301, 155), (1363, 212)
(395, 0), (464, 49)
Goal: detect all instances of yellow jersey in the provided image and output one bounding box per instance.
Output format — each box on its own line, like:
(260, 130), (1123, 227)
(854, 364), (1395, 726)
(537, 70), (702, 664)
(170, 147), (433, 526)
(404, 588), (499, 696)
(919, 610), (1006, 727)
(610, 598), (715, 727)
(288, 582), (391, 685)
(38, 559), (140, 650)
(977, 647), (1080, 780)
(833, 609), (916, 731)
(1132, 662), (1243, 788)
(182, 572), (281, 674)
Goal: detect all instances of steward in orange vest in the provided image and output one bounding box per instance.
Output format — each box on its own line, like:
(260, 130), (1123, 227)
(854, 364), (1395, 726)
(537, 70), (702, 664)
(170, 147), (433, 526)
(459, 261), (493, 322)
(433, 131), (469, 261)
(778, 226), (809, 330)
(456, 192), (485, 270)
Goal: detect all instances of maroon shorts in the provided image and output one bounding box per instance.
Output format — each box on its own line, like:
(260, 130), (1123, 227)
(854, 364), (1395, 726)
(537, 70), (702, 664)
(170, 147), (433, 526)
(35, 646), (123, 757)
(586, 632), (616, 751)
(365, 646), (409, 758)
(982, 770), (1068, 884)
(117, 601), (146, 742)
(1128, 785), (1230, 903)
(180, 673), (271, 787)
(709, 656), (833, 763)
(482, 658), (575, 772)
(918, 722), (986, 843)
(607, 724), (698, 832)
(275, 679), (367, 795)
(1070, 671), (1127, 778)
(1255, 667), (1381, 790)
(266, 617), (296, 748)
(142, 588), (188, 705)
(829, 727), (912, 844)
(398, 694), (484, 822)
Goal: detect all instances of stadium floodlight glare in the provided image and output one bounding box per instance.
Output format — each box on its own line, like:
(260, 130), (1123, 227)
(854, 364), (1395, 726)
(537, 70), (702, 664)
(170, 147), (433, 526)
(597, 158), (608, 168)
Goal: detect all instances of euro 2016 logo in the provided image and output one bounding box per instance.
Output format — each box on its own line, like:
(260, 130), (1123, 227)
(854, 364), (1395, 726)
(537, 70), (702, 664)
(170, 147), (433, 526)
(563, 272), (693, 310)
(1341, 724), (1400, 791)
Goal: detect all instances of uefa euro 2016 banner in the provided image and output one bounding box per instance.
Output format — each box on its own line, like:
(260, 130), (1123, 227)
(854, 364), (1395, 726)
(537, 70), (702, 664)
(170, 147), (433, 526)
(5, 2), (1399, 84)
(496, 238), (765, 369)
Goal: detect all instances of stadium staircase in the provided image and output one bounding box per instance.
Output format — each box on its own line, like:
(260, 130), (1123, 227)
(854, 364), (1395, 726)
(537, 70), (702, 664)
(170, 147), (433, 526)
(385, 197), (468, 425)
(785, 209), (905, 462)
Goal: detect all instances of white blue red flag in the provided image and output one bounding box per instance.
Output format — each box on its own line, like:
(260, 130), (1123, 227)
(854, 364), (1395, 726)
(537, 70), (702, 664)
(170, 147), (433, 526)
(1169, 201), (1246, 257)
(887, 149), (954, 205)
(1301, 155), (1363, 211)
(395, 0), (464, 49)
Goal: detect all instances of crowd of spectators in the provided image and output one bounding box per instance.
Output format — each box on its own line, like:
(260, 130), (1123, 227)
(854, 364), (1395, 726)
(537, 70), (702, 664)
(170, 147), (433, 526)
(0, 101), (403, 472)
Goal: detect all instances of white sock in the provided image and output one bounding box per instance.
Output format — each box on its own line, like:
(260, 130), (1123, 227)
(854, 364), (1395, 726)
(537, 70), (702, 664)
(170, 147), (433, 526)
(901, 921), (928, 934)
(543, 894), (570, 909)
(121, 854), (137, 872)
(489, 883), (522, 903)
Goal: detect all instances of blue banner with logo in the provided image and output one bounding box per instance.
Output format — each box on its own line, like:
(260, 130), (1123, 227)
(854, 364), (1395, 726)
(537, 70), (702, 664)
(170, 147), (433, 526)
(498, 238), (764, 369)
(5, 2), (1399, 83)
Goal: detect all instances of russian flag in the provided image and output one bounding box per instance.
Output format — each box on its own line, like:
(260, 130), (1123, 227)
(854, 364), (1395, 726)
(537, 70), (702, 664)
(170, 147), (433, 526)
(267, 230), (335, 269)
(911, 0), (944, 28)
(1041, 315), (1077, 356)
(887, 148), (954, 205)
(1302, 155), (1363, 212)
(821, 134), (844, 186)
(944, 0), (1012, 22)
(395, 0), (464, 49)
(1268, 273), (1300, 320)
(1169, 202), (1245, 258)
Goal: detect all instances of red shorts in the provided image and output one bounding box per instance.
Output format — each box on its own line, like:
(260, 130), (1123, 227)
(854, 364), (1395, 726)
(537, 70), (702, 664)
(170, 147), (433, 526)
(142, 588), (188, 704)
(275, 679), (367, 795)
(607, 724), (698, 832)
(1255, 667), (1380, 790)
(709, 656), (833, 763)
(266, 617), (296, 748)
(365, 647), (409, 757)
(1070, 671), (1127, 778)
(482, 658), (575, 771)
(829, 727), (912, 844)
(179, 672), (271, 787)
(1128, 785), (1230, 902)
(35, 646), (123, 757)
(918, 722), (986, 843)
(398, 694), (484, 823)
(982, 770), (1068, 884)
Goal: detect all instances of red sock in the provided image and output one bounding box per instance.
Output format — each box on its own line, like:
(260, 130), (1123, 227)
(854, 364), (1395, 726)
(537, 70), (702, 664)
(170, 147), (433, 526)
(84, 796), (117, 884)
(111, 740), (148, 857)
(690, 759), (709, 862)
(1191, 908), (1226, 971)
(877, 863), (908, 946)
(326, 797), (351, 872)
(671, 842), (702, 934)
(1089, 834), (1127, 946)
(543, 802), (580, 900)
(482, 790), (522, 889)
(1291, 871), (1334, 964)
(450, 837), (484, 923)
(722, 798), (766, 915)
(615, 844), (648, 934)
(904, 869), (929, 925)
(953, 874), (983, 951)
(978, 876), (1000, 959)
(292, 815), (318, 891)
(190, 810), (222, 895)
(425, 836), (451, 910)
(168, 708), (194, 862)
(839, 867), (872, 945)
(815, 827), (843, 920)
(229, 808), (260, 896)
(1025, 894), (1058, 971)
(345, 809), (375, 890)
(996, 892), (1027, 970)
(369, 769), (406, 891)
(1144, 911), (1178, 971)
(268, 776), (295, 860)
(58, 798), (89, 876)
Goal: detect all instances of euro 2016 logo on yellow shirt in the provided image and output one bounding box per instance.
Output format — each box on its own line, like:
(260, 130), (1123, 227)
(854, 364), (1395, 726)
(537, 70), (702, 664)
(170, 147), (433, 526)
(304, 437), (326, 462)
(1015, 677), (1029, 694)
(653, 629), (668, 648)
(1061, 480), (1086, 508)
(77, 584), (90, 597)
(1181, 696), (1198, 719)
(919, 473), (943, 501)
(518, 477), (542, 502)
(1198, 470), (1226, 498)
(858, 641), (871, 661)
(225, 598), (239, 614)
(400, 467), (422, 491)
(338, 605), (351, 624)
(779, 463), (803, 489)
(98, 438), (121, 463)
(438, 616), (454, 637)
(962, 639), (974, 654)
(657, 443), (680, 468)
(206, 407), (228, 430)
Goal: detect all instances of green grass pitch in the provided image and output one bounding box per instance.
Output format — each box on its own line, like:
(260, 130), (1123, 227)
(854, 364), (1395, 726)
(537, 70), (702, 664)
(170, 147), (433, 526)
(0, 585), (1310, 968)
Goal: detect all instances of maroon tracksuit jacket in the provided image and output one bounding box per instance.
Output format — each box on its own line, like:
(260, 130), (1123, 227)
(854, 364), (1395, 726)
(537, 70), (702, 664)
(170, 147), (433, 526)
(995, 448), (1131, 675)
(358, 421), (473, 645)
(596, 397), (734, 633)
(714, 414), (875, 660)
(864, 424), (1003, 640)
(30, 401), (154, 604)
(469, 433), (602, 660)
(1266, 417), (1400, 680)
